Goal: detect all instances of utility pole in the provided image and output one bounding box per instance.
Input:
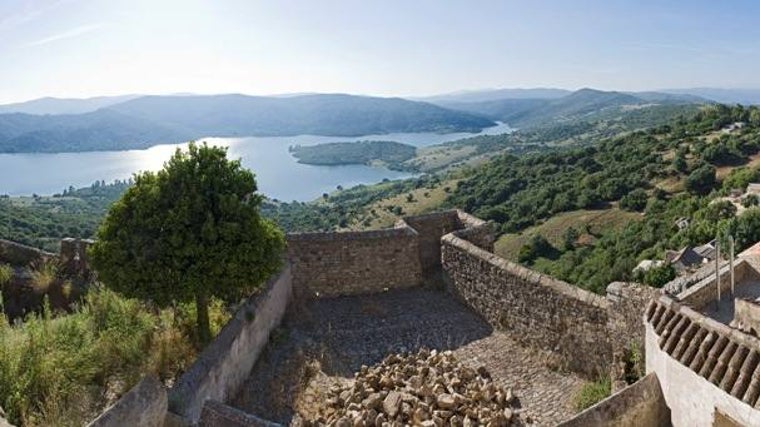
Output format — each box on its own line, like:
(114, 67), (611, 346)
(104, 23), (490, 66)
(730, 236), (735, 296)
(716, 238), (721, 309)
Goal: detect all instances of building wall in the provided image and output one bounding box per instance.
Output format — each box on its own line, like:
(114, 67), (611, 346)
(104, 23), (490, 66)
(678, 259), (758, 310)
(734, 298), (760, 336)
(287, 226), (422, 298)
(558, 373), (670, 427)
(168, 265), (293, 424)
(441, 232), (614, 377)
(646, 321), (760, 426)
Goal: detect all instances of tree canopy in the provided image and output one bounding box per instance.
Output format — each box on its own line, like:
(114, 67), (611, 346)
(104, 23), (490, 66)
(89, 143), (285, 343)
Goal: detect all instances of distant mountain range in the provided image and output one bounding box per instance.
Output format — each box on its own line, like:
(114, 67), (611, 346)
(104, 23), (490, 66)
(0, 94), (495, 153)
(414, 88), (571, 104)
(1, 86), (757, 153)
(428, 88), (706, 128)
(660, 88), (760, 105)
(0, 95), (141, 115)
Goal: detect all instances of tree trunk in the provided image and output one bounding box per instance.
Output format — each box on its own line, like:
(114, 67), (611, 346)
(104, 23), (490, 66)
(196, 292), (211, 347)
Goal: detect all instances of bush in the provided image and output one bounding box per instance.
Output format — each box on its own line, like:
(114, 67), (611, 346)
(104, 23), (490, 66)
(743, 194), (760, 208)
(685, 164), (717, 194)
(620, 189), (648, 212)
(641, 263), (676, 288)
(29, 261), (58, 294)
(518, 235), (554, 264)
(575, 376), (611, 411)
(0, 264), (11, 287)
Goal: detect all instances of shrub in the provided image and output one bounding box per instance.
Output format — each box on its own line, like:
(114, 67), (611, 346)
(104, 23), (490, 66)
(29, 261), (58, 294)
(620, 189), (648, 212)
(575, 376), (611, 411)
(0, 264), (11, 287)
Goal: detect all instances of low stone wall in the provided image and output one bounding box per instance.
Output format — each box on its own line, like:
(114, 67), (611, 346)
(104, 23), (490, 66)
(287, 226), (422, 298)
(441, 232), (613, 377)
(0, 239), (55, 266)
(558, 373), (670, 427)
(86, 376), (167, 427)
(200, 400), (282, 427)
(169, 265), (293, 424)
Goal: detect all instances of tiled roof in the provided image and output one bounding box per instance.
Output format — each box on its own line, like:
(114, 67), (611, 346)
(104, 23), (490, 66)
(646, 297), (760, 408)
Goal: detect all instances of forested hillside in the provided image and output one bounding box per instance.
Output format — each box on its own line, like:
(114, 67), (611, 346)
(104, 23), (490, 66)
(448, 104), (760, 291)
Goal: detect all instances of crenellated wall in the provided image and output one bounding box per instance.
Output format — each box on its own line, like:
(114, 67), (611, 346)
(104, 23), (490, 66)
(398, 211), (461, 280)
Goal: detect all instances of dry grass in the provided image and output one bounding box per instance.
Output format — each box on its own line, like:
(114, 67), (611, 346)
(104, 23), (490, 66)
(29, 261), (58, 294)
(349, 179), (459, 229)
(495, 208), (641, 261)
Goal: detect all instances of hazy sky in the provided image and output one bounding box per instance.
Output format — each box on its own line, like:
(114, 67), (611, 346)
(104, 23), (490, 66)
(1, 0), (760, 103)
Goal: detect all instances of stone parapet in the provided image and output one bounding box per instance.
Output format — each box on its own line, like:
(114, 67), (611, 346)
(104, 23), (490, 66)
(442, 232), (613, 378)
(86, 376), (167, 427)
(169, 265), (292, 424)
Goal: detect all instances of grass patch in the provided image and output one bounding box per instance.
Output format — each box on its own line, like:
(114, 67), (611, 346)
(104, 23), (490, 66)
(574, 376), (611, 411)
(350, 179), (459, 229)
(0, 287), (230, 426)
(495, 208), (640, 261)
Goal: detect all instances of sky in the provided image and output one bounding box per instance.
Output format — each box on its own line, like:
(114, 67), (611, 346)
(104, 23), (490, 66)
(1, 0), (760, 103)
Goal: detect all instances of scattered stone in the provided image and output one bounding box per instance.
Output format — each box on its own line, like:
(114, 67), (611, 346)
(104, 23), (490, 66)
(313, 349), (519, 426)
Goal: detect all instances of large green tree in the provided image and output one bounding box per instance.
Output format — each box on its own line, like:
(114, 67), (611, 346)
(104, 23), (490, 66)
(89, 143), (285, 344)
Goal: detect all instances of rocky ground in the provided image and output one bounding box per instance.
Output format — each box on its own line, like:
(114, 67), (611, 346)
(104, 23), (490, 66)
(305, 349), (519, 426)
(232, 288), (585, 426)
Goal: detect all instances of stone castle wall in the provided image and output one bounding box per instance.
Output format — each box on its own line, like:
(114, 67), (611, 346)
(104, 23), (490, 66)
(441, 230), (656, 379)
(441, 232), (614, 377)
(399, 211), (462, 280)
(606, 282), (661, 359)
(168, 264), (292, 424)
(0, 239), (56, 266)
(287, 225), (422, 298)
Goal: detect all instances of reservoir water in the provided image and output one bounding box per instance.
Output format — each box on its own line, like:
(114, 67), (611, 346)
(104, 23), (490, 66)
(0, 122), (511, 201)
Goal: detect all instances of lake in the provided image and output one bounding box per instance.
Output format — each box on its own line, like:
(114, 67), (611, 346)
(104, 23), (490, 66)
(0, 122), (512, 201)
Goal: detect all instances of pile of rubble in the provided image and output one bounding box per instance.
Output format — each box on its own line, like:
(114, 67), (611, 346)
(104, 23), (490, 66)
(310, 349), (518, 426)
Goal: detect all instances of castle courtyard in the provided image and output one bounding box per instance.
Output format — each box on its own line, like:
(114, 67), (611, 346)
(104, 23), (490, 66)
(231, 288), (586, 426)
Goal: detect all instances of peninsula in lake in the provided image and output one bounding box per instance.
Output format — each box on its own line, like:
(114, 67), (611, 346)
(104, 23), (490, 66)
(289, 140), (417, 170)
